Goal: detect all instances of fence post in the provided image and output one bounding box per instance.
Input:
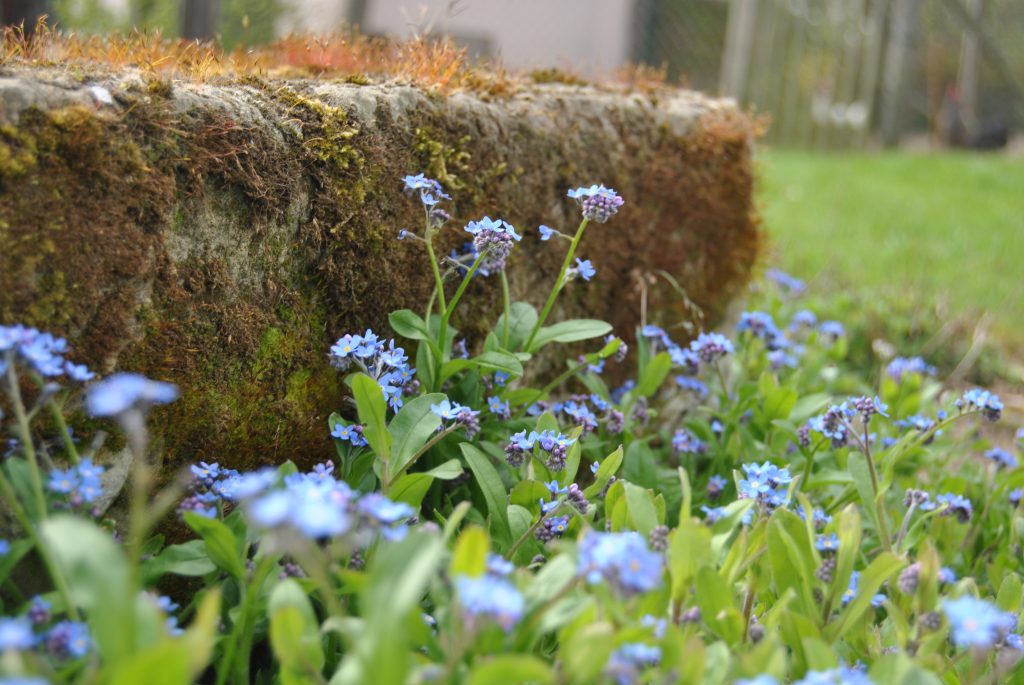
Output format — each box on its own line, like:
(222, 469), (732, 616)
(880, 0), (921, 147)
(719, 0), (758, 100)
(956, 0), (984, 133)
(182, 0), (218, 40)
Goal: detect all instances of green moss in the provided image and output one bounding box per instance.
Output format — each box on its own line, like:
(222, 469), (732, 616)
(413, 126), (471, 191)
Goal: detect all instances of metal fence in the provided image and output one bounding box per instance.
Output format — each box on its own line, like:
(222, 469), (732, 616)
(632, 0), (1024, 149)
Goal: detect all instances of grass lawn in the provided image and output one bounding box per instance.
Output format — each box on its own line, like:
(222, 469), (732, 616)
(756, 149), (1024, 350)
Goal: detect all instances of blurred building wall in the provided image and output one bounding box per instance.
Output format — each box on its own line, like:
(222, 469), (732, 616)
(283, 0), (638, 76)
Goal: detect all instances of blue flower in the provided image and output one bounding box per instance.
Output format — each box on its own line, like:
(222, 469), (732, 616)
(567, 184), (625, 223)
(886, 356), (936, 380)
(794, 667), (874, 685)
(538, 224), (556, 240)
(737, 311), (789, 350)
(943, 595), (1015, 649)
(737, 677), (780, 685)
(689, 332), (734, 363)
(765, 268), (806, 295)
(575, 258), (596, 281)
(985, 447), (1018, 469)
(816, 533), (840, 553)
(0, 540), (9, 556)
(402, 173), (450, 205)
(464, 217), (520, 274)
(790, 309), (818, 329)
(45, 620), (90, 658)
(936, 493), (973, 522)
(842, 571), (860, 606)
(331, 422), (368, 447)
(939, 567), (957, 584)
(486, 553), (514, 577)
(47, 468), (79, 494)
(0, 617), (35, 650)
(675, 375), (708, 398)
(0, 325), (70, 377)
(85, 373), (179, 417)
(63, 362), (95, 382)
(701, 505), (726, 523)
(577, 531), (663, 596)
(454, 575), (524, 631)
(605, 643), (661, 685)
(487, 396), (510, 417)
(672, 429), (706, 455)
(818, 321), (845, 341)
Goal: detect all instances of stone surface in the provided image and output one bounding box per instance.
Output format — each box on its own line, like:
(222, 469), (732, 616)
(0, 66), (759, 474)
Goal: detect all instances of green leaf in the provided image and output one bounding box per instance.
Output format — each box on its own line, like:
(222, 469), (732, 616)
(695, 565), (743, 644)
(424, 459), (464, 480)
(388, 309), (431, 340)
(496, 302), (538, 352)
(624, 482), (658, 536)
(469, 655), (554, 685)
(270, 579), (325, 678)
(183, 511), (246, 580)
(826, 551), (904, 641)
(440, 350), (523, 381)
(42, 515), (133, 664)
(0, 539), (32, 586)
(461, 443), (512, 546)
(636, 352), (672, 397)
(140, 540), (217, 583)
(669, 519), (711, 600)
(388, 393), (445, 476)
(451, 526), (490, 577)
(353, 373), (392, 462)
(529, 319), (612, 351)
(388, 473), (434, 507)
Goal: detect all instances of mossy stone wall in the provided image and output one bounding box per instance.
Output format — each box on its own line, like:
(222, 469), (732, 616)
(0, 67), (759, 475)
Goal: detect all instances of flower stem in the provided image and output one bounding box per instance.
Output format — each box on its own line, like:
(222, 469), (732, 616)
(5, 361), (48, 521)
(424, 218), (447, 318)
(0, 465), (80, 620)
(433, 252), (487, 390)
(505, 502), (562, 560)
(500, 271), (512, 349)
(524, 218), (589, 351)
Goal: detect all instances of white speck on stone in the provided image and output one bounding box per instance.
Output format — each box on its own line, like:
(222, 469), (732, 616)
(89, 85), (114, 105)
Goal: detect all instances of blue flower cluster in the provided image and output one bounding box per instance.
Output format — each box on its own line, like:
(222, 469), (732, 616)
(528, 394), (623, 435)
(454, 574), (524, 632)
(226, 462), (414, 541)
(0, 599), (90, 661)
(47, 458), (105, 509)
(808, 403), (856, 448)
(504, 429), (576, 471)
(402, 173), (450, 207)
(431, 398), (481, 439)
(943, 595), (1017, 649)
(567, 184), (624, 223)
(464, 216), (521, 274)
(577, 531), (663, 596)
(737, 461), (793, 510)
(672, 428), (706, 455)
(0, 324), (93, 380)
(958, 388), (1003, 422)
(886, 356), (936, 381)
(605, 643), (661, 685)
(737, 311), (789, 351)
(330, 330), (415, 410)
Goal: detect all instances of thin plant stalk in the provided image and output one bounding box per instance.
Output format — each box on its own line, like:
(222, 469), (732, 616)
(524, 217), (589, 351)
(500, 271), (512, 349)
(5, 362), (48, 520)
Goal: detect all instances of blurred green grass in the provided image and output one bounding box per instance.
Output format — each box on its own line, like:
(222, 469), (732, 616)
(757, 149), (1024, 349)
